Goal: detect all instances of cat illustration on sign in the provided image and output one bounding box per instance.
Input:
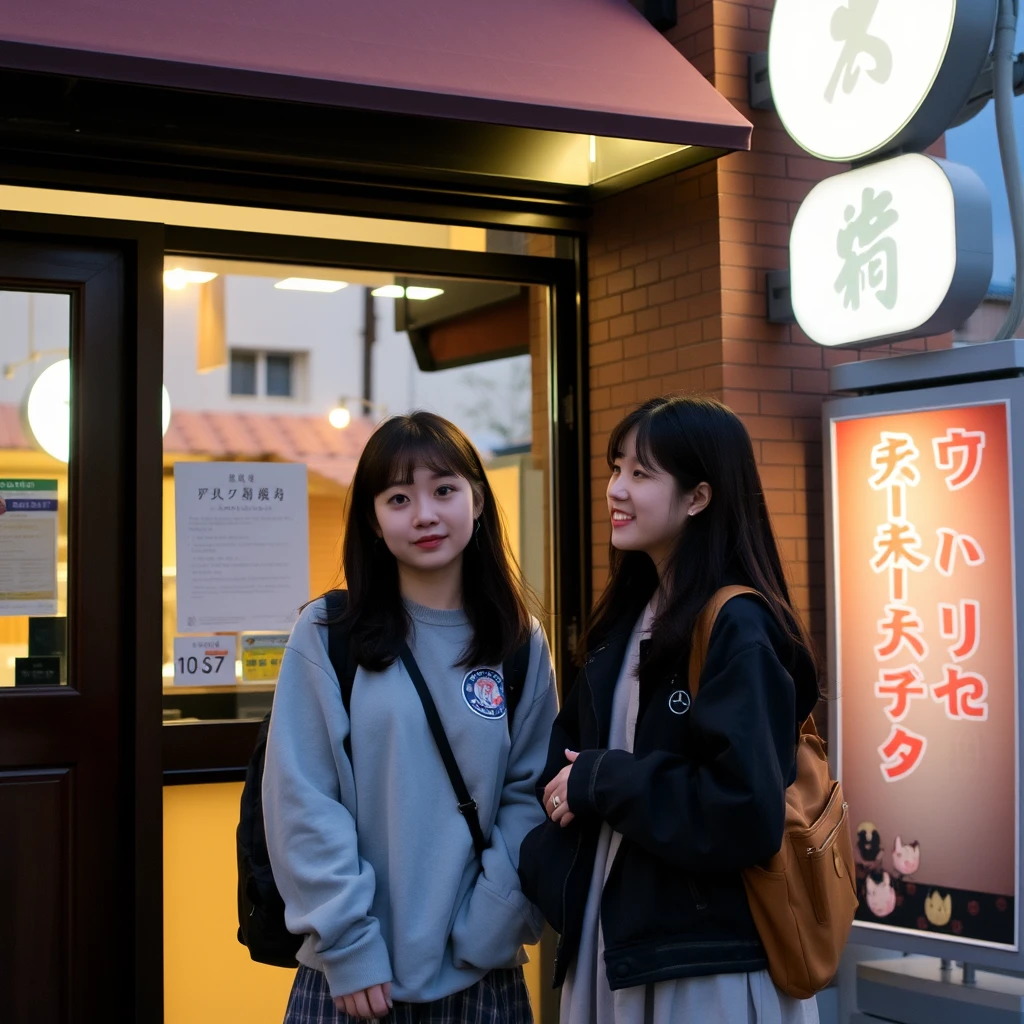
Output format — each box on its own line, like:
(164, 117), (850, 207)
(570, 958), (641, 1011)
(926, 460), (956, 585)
(865, 870), (897, 918)
(925, 890), (953, 927)
(891, 836), (920, 879)
(856, 821), (882, 867)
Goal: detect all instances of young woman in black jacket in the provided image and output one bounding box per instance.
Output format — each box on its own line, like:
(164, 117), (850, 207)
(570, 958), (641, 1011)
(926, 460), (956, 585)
(519, 395), (820, 1023)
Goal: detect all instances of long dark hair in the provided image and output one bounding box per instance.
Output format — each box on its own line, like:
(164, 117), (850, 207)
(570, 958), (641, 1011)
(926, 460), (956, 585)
(581, 394), (816, 683)
(332, 411), (531, 671)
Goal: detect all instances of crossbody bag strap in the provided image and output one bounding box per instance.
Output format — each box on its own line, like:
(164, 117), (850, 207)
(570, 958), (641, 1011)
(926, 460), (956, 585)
(399, 643), (487, 859)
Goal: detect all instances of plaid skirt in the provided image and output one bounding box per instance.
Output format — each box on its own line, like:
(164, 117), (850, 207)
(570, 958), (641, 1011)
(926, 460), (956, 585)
(284, 964), (533, 1024)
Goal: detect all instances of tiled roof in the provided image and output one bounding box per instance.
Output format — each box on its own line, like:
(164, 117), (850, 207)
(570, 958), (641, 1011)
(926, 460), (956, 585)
(0, 404), (371, 486)
(0, 404), (26, 450)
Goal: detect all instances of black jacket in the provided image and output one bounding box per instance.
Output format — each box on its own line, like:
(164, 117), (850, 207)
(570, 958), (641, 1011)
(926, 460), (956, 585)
(518, 594), (820, 991)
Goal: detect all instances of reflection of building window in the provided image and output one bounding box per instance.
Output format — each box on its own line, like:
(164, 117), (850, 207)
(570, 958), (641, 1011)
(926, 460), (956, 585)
(229, 349), (303, 399)
(266, 354), (293, 397)
(230, 350), (257, 395)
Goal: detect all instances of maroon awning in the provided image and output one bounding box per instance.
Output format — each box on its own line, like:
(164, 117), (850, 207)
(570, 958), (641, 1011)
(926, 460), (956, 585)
(0, 0), (750, 152)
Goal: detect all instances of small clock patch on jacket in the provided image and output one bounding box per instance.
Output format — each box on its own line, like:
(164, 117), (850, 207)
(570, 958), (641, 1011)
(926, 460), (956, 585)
(463, 669), (507, 719)
(668, 689), (691, 715)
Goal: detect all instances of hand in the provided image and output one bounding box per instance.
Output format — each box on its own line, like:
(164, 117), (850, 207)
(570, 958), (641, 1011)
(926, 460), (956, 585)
(334, 982), (392, 1019)
(542, 749), (578, 827)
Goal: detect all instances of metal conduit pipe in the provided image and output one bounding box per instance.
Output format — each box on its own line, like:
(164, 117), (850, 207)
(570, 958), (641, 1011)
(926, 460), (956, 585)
(995, 0), (1024, 339)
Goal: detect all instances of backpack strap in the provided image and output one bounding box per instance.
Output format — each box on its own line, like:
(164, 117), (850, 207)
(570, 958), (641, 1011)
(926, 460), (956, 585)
(399, 643), (488, 859)
(324, 589), (358, 760)
(687, 586), (762, 699)
(502, 636), (532, 728)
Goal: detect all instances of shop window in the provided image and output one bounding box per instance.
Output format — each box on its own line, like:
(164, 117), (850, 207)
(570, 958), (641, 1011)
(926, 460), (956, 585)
(161, 258), (552, 725)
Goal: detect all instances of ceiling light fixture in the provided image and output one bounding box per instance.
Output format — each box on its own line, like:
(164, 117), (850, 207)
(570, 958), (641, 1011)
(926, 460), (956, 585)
(404, 287), (444, 300)
(371, 285), (405, 298)
(274, 278), (348, 293)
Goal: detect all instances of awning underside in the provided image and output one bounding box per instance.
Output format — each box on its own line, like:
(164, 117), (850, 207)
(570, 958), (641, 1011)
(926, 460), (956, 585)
(0, 0), (750, 199)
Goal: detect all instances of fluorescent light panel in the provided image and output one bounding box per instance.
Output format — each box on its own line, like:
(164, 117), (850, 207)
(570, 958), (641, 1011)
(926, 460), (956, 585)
(371, 285), (445, 300)
(164, 268), (219, 289)
(274, 278), (348, 292)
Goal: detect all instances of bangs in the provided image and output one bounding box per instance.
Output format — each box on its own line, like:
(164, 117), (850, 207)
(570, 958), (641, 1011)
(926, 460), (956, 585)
(360, 415), (481, 498)
(606, 401), (667, 474)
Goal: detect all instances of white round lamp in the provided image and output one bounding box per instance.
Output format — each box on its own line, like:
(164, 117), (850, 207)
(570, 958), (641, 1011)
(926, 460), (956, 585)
(25, 359), (172, 463)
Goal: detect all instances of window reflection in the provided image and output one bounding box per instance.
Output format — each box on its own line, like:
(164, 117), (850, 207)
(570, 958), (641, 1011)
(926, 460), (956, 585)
(161, 259), (550, 723)
(0, 290), (72, 688)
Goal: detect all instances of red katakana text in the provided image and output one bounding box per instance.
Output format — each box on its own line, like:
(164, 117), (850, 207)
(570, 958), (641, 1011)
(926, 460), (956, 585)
(935, 528), (985, 576)
(931, 664), (989, 720)
(933, 428), (986, 490)
(878, 725), (927, 782)
(939, 600), (981, 662)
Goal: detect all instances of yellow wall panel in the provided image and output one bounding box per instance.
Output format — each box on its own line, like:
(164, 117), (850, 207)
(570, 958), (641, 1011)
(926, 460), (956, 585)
(485, 464), (521, 566)
(164, 782), (544, 1022)
(309, 492), (347, 598)
(164, 783), (295, 1024)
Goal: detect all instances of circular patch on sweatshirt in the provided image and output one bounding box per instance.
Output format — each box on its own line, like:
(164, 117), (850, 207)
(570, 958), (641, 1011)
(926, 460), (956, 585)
(463, 669), (507, 719)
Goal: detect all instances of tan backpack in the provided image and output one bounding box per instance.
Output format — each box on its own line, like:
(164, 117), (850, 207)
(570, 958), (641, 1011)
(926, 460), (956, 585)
(688, 586), (858, 1000)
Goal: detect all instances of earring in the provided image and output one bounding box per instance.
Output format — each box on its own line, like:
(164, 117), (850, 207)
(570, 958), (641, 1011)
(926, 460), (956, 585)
(474, 518), (482, 549)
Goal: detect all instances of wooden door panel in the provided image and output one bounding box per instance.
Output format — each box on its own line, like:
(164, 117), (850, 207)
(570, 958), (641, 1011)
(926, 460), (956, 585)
(0, 769), (72, 1024)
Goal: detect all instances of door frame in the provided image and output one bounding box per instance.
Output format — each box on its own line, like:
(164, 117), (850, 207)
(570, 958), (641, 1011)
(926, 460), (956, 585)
(0, 211), (165, 1022)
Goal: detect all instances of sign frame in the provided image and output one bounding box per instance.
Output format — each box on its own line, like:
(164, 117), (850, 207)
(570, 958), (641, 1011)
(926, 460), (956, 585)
(769, 0), (997, 163)
(790, 155), (992, 349)
(824, 377), (1024, 969)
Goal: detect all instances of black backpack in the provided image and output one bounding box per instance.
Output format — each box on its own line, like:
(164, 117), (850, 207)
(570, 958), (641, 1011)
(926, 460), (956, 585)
(236, 589), (532, 967)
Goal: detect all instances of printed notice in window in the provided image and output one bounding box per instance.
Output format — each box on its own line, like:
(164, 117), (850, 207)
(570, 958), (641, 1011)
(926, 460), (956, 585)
(174, 462), (309, 632)
(0, 478), (58, 615)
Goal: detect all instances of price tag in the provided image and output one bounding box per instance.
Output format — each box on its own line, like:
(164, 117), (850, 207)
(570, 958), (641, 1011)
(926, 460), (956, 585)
(173, 635), (237, 686)
(240, 633), (290, 682)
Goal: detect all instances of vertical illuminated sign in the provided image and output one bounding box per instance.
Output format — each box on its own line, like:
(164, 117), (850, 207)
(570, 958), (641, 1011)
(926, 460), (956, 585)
(831, 401), (1017, 948)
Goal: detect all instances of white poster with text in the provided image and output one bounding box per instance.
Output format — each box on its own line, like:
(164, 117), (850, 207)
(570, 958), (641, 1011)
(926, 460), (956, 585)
(174, 462), (309, 632)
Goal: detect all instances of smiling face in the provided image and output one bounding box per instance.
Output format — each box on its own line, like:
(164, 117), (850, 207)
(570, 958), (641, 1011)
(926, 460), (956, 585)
(606, 427), (708, 569)
(373, 464), (481, 574)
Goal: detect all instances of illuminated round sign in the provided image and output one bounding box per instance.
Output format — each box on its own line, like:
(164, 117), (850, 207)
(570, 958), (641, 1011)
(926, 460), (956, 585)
(769, 0), (996, 162)
(790, 155), (991, 348)
(25, 359), (172, 463)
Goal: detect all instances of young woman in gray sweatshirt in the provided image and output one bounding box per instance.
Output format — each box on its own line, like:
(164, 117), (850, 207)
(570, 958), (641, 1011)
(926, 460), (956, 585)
(263, 411), (557, 1023)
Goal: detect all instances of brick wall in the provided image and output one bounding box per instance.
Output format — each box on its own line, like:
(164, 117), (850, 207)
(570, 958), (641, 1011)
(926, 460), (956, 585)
(587, 0), (951, 663)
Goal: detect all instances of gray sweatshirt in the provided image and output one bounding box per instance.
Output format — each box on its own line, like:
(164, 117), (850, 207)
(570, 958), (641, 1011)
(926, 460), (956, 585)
(262, 597), (557, 1002)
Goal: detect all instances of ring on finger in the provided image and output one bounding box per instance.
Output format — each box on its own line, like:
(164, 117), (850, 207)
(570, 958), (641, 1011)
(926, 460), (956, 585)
(551, 794), (561, 809)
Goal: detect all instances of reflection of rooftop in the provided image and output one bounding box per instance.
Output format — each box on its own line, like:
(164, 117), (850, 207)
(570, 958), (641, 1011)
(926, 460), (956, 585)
(0, 404), (373, 487)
